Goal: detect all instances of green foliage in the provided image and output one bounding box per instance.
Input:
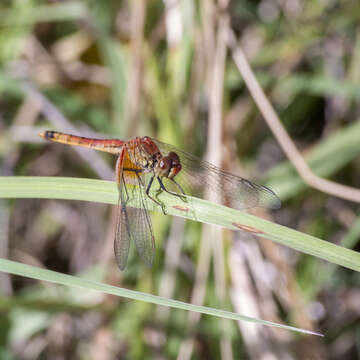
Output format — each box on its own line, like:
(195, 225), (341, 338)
(1, 0), (360, 358)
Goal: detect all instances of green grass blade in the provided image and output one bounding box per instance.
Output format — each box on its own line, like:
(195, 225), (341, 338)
(0, 258), (321, 336)
(1, 176), (360, 273)
(280, 74), (360, 100)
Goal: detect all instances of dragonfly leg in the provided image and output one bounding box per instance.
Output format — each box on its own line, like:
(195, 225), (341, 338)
(157, 177), (187, 203)
(154, 187), (167, 210)
(121, 173), (131, 204)
(120, 168), (143, 205)
(171, 179), (187, 200)
(146, 174), (167, 215)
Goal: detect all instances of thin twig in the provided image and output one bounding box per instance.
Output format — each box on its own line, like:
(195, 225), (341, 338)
(227, 29), (360, 204)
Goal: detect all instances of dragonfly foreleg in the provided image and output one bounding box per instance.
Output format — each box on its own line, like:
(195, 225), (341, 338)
(121, 168), (144, 204)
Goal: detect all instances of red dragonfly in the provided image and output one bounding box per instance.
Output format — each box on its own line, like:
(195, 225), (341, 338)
(39, 130), (281, 270)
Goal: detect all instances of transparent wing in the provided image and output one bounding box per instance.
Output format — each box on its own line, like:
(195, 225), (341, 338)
(153, 139), (281, 210)
(114, 150), (155, 270)
(128, 174), (155, 267)
(114, 164), (131, 271)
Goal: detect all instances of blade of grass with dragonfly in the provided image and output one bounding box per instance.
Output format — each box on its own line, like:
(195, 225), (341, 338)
(1, 176), (360, 273)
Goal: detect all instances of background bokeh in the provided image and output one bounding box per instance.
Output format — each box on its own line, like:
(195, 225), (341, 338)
(1, 0), (360, 359)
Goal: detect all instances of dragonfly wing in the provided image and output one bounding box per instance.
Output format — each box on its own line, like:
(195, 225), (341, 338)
(114, 150), (137, 270)
(124, 157), (155, 267)
(128, 186), (155, 267)
(153, 139), (281, 210)
(116, 149), (155, 268)
(114, 182), (131, 271)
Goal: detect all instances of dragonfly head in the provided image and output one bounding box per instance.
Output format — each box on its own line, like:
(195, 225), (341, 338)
(158, 152), (182, 179)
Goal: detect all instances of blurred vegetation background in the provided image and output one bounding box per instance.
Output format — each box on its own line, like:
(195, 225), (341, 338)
(1, 0), (360, 359)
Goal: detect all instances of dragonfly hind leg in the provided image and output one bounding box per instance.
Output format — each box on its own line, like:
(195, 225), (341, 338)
(157, 177), (188, 203)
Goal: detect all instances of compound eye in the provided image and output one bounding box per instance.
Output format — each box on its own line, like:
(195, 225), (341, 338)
(168, 152), (180, 167)
(168, 152), (179, 161)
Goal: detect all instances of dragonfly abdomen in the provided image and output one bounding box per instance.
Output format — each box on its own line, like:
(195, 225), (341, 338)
(39, 131), (124, 154)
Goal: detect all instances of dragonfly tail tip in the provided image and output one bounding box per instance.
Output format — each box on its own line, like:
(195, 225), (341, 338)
(39, 130), (54, 140)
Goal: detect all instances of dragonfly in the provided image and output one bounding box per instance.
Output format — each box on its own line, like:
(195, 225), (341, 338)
(39, 130), (281, 270)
